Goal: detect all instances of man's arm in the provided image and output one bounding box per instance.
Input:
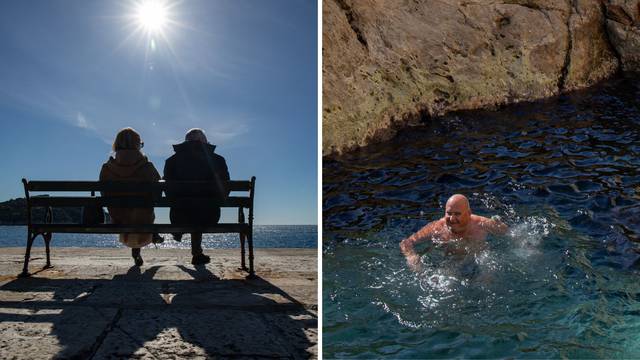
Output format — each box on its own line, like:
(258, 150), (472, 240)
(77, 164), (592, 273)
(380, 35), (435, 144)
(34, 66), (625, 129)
(163, 158), (174, 181)
(162, 158), (177, 199)
(399, 220), (440, 271)
(218, 156), (230, 197)
(482, 215), (508, 235)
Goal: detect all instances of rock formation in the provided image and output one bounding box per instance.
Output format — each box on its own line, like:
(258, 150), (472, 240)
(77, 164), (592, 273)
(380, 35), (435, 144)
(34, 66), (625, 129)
(606, 1), (640, 70)
(323, 0), (640, 156)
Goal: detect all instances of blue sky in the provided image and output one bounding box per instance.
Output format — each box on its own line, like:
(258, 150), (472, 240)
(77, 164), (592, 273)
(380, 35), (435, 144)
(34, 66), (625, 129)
(0, 0), (317, 225)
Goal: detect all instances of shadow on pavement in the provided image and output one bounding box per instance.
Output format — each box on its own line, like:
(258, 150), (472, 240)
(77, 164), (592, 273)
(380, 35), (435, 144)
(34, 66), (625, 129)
(0, 266), (316, 359)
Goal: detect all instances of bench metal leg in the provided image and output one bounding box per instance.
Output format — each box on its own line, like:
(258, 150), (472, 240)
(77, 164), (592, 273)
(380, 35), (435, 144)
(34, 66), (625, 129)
(43, 232), (53, 269)
(239, 233), (248, 271)
(247, 232), (255, 278)
(19, 232), (37, 278)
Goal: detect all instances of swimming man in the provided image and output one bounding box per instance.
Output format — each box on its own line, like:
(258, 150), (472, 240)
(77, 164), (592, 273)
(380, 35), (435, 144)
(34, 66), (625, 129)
(400, 194), (508, 271)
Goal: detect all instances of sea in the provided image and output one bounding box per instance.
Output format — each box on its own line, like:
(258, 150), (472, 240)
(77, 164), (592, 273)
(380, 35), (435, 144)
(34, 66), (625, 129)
(324, 74), (640, 358)
(0, 225), (317, 249)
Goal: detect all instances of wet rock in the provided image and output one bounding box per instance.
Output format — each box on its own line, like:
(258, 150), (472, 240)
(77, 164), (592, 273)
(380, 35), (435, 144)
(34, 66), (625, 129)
(606, 1), (640, 70)
(564, 0), (619, 91)
(323, 0), (628, 156)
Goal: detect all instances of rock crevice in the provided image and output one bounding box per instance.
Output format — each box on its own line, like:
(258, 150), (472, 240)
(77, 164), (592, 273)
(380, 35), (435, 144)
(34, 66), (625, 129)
(558, 0), (574, 92)
(334, 0), (369, 50)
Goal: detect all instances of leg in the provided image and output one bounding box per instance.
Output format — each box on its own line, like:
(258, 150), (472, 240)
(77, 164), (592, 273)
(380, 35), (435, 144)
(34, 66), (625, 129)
(132, 248), (143, 266)
(191, 233), (203, 256)
(43, 232), (53, 269)
(19, 232), (37, 277)
(169, 209), (182, 242)
(247, 232), (255, 278)
(191, 233), (210, 265)
(152, 233), (164, 244)
(239, 233), (247, 271)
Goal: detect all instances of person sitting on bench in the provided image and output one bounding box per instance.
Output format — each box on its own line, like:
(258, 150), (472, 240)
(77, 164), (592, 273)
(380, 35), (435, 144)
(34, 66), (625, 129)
(164, 128), (230, 265)
(99, 127), (160, 266)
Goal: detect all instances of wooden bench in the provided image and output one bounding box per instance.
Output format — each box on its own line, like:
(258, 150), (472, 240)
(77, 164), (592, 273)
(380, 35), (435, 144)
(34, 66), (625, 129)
(20, 177), (256, 278)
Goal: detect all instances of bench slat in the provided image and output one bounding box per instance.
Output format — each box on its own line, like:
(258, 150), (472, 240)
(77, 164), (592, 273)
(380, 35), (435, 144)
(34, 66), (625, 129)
(31, 223), (251, 234)
(29, 196), (252, 208)
(228, 181), (252, 191)
(26, 180), (252, 192)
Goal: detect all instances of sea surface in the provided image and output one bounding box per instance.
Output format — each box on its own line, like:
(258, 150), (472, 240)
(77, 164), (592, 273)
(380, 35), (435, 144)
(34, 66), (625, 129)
(323, 75), (640, 358)
(0, 225), (317, 249)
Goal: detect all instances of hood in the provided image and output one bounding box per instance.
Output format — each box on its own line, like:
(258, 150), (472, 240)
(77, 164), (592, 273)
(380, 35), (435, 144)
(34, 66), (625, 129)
(104, 150), (150, 178)
(172, 140), (216, 154)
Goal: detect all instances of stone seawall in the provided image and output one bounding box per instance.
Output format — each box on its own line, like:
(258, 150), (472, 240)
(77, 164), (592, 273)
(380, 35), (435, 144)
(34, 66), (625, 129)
(323, 0), (640, 156)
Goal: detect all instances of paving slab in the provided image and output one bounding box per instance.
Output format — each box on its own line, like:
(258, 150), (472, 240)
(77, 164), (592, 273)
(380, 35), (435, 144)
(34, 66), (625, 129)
(0, 247), (317, 359)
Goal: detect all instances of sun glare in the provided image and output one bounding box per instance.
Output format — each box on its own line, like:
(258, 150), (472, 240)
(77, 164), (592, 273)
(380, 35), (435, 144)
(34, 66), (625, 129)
(135, 1), (168, 34)
(122, 0), (182, 73)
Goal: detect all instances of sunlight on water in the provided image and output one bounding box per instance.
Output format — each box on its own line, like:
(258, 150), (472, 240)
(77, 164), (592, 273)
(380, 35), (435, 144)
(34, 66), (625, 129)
(0, 225), (316, 248)
(323, 76), (640, 358)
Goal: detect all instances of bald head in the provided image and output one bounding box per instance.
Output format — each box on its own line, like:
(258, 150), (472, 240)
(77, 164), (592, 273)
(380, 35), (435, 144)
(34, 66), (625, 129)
(444, 194), (471, 234)
(446, 194), (470, 211)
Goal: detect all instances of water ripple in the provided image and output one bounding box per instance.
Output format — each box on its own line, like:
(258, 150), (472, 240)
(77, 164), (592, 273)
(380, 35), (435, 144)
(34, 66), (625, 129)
(324, 75), (640, 358)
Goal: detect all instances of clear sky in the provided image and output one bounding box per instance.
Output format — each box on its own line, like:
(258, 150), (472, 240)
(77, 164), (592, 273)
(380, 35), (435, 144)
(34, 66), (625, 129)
(0, 0), (317, 225)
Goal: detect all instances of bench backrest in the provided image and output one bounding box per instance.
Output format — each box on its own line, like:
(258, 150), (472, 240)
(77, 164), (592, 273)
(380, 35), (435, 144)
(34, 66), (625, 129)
(22, 177), (256, 225)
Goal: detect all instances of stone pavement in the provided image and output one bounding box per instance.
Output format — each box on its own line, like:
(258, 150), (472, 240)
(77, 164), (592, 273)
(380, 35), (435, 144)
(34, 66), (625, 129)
(0, 247), (317, 359)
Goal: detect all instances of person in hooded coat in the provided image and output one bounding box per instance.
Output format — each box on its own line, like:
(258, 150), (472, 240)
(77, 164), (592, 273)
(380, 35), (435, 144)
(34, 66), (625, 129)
(100, 127), (160, 266)
(164, 128), (230, 265)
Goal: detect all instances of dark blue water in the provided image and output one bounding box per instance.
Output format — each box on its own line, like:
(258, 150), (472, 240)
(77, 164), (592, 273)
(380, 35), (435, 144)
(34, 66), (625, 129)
(0, 225), (317, 248)
(323, 75), (640, 358)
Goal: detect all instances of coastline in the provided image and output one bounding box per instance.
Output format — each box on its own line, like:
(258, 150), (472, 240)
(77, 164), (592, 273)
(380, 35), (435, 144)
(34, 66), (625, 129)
(0, 247), (317, 358)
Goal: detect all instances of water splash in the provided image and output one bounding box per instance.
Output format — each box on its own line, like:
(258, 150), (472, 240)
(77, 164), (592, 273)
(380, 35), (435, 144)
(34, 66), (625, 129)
(508, 216), (554, 258)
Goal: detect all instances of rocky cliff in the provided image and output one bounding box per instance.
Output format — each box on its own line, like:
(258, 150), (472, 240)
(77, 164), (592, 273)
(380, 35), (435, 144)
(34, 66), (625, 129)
(323, 0), (640, 156)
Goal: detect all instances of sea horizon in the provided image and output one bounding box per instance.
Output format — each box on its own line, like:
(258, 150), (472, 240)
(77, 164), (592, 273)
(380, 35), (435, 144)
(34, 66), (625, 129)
(0, 224), (317, 249)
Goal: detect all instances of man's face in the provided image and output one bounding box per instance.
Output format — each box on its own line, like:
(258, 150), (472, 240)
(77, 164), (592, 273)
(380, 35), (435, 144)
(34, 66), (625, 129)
(445, 200), (470, 234)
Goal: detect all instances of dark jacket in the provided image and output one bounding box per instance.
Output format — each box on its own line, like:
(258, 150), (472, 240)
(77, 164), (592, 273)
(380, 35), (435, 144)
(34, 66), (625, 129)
(163, 141), (230, 225)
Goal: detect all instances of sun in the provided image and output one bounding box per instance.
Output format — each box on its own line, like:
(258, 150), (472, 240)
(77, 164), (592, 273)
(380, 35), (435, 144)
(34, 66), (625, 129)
(135, 0), (169, 34)
(122, 0), (182, 69)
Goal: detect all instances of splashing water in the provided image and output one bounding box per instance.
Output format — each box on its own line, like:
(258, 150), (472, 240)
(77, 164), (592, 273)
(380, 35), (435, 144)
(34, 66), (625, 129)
(508, 216), (554, 258)
(324, 75), (640, 358)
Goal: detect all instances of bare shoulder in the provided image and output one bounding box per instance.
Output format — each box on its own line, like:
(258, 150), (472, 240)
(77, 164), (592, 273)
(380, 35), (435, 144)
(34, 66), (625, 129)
(429, 218), (447, 231)
(434, 217), (446, 225)
(412, 218), (446, 239)
(470, 214), (491, 224)
(473, 214), (508, 235)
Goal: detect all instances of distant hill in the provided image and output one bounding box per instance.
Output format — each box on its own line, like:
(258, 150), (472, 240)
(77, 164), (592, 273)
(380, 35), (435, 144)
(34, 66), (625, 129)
(0, 198), (82, 225)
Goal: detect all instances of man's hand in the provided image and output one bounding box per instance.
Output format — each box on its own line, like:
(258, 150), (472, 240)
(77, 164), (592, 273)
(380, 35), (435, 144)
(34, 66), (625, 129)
(400, 237), (423, 272)
(406, 253), (422, 272)
(400, 222), (438, 271)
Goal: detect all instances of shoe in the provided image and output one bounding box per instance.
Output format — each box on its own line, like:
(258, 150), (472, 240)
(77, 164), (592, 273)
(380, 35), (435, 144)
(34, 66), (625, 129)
(191, 254), (210, 265)
(172, 233), (183, 242)
(152, 233), (164, 244)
